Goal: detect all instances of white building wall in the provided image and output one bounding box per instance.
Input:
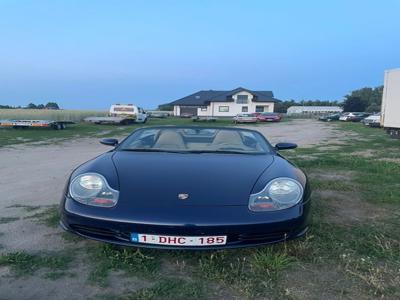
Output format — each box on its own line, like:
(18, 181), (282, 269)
(176, 91), (275, 117)
(173, 105), (180, 116)
(198, 91), (274, 117)
(287, 106), (343, 115)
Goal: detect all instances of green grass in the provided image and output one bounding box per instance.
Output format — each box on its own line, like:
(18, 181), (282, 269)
(0, 251), (73, 277)
(6, 204), (42, 212)
(0, 217), (19, 224)
(124, 278), (205, 300)
(87, 244), (161, 286)
(25, 205), (60, 227)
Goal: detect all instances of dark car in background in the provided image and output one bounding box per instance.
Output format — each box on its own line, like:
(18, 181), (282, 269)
(256, 112), (282, 122)
(60, 126), (311, 249)
(348, 112), (371, 122)
(339, 112), (370, 122)
(318, 113), (341, 122)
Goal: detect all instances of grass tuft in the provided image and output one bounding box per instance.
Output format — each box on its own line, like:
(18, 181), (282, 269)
(124, 278), (205, 300)
(25, 205), (60, 227)
(87, 244), (161, 286)
(0, 251), (73, 277)
(0, 217), (19, 224)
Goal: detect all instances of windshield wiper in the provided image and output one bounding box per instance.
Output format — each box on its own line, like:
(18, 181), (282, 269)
(120, 148), (186, 154)
(121, 148), (263, 155)
(184, 150), (255, 155)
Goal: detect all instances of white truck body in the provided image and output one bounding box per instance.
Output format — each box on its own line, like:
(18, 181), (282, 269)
(85, 104), (147, 124)
(381, 69), (400, 133)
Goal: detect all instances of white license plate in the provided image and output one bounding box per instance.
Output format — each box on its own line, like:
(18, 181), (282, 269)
(130, 233), (227, 246)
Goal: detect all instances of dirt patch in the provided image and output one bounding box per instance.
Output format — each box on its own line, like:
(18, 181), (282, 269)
(316, 190), (387, 225)
(379, 157), (400, 164)
(243, 119), (343, 148)
(349, 150), (376, 158)
(280, 264), (372, 300)
(308, 170), (355, 182)
(0, 253), (152, 300)
(316, 145), (343, 151)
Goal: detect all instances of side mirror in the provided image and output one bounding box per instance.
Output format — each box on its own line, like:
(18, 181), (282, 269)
(275, 142), (297, 150)
(100, 138), (118, 146)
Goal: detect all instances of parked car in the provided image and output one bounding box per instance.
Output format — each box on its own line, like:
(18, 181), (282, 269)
(350, 112), (370, 122)
(180, 113), (194, 118)
(60, 126), (311, 249)
(362, 113), (381, 127)
(318, 113), (341, 122)
(339, 112), (370, 122)
(233, 113), (258, 124)
(149, 112), (169, 118)
(192, 116), (217, 122)
(256, 112), (282, 122)
(84, 104), (147, 125)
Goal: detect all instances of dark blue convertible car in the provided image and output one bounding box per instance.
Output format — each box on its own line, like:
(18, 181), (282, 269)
(60, 126), (311, 249)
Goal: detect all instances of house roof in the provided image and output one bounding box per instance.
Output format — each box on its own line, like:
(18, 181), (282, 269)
(170, 87), (281, 106)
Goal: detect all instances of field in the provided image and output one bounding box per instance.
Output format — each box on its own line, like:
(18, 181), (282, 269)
(0, 119), (399, 299)
(0, 108), (107, 122)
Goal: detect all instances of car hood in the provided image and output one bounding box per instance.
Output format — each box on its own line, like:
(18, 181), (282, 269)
(112, 151), (274, 208)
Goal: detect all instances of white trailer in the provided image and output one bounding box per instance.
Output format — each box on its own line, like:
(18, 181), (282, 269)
(84, 104), (148, 125)
(381, 69), (400, 138)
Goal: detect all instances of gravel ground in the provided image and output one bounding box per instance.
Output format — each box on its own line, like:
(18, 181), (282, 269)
(0, 119), (343, 299)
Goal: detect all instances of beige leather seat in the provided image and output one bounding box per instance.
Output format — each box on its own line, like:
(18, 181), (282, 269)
(153, 130), (186, 149)
(212, 130), (244, 147)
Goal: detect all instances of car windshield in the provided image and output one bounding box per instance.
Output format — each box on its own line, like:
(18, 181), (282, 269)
(118, 127), (271, 154)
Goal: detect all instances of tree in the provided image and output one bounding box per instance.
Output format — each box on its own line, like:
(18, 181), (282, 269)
(343, 86), (383, 112)
(273, 99), (338, 113)
(37, 104), (45, 109)
(157, 103), (173, 111)
(26, 103), (37, 109)
(45, 102), (60, 110)
(343, 96), (367, 112)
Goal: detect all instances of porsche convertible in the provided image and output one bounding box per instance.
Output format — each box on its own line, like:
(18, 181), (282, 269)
(60, 126), (311, 249)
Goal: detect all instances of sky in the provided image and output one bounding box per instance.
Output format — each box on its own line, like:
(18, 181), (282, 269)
(0, 0), (399, 110)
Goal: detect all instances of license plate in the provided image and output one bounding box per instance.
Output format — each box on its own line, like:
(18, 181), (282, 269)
(131, 233), (227, 246)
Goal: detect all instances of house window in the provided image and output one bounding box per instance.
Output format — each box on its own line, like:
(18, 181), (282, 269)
(256, 106), (266, 112)
(242, 106), (248, 112)
(200, 106), (207, 111)
(237, 95), (248, 104)
(218, 106), (229, 112)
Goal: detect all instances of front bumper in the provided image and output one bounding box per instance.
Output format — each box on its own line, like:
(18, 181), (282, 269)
(60, 197), (311, 250)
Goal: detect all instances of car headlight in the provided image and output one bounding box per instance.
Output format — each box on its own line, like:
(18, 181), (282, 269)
(69, 173), (119, 207)
(249, 177), (303, 211)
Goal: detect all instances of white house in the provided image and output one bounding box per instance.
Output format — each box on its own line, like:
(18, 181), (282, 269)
(287, 106), (343, 116)
(170, 87), (281, 117)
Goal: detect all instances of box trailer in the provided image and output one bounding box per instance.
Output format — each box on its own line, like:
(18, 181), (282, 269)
(381, 69), (400, 138)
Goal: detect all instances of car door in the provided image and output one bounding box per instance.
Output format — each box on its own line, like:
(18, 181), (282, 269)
(136, 107), (147, 123)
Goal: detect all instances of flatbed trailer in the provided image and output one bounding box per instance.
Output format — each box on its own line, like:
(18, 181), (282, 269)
(0, 119), (74, 130)
(83, 116), (136, 125)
